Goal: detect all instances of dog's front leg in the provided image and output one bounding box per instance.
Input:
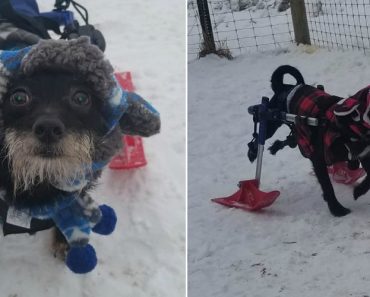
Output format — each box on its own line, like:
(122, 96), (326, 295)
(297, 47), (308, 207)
(311, 154), (351, 216)
(354, 157), (370, 200)
(52, 227), (69, 260)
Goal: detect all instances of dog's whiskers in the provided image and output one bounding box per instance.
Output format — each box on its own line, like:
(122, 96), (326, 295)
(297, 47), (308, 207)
(4, 129), (94, 193)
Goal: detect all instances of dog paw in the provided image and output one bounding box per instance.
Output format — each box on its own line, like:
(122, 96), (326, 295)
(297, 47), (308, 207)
(354, 185), (366, 200)
(53, 241), (69, 260)
(354, 188), (361, 200)
(329, 204), (351, 217)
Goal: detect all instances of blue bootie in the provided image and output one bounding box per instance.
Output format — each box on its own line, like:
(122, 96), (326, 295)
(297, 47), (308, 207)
(92, 204), (117, 235)
(66, 244), (97, 274)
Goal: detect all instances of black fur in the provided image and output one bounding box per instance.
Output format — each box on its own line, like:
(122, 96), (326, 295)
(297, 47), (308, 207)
(0, 70), (121, 202)
(267, 65), (370, 217)
(266, 65), (305, 139)
(270, 65), (305, 94)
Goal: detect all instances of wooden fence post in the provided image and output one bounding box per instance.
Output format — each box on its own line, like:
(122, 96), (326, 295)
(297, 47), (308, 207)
(290, 0), (311, 45)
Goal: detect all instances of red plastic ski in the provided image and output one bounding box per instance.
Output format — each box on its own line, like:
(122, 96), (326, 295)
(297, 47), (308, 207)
(212, 180), (280, 211)
(212, 98), (280, 211)
(309, 162), (366, 184)
(109, 135), (147, 170)
(327, 162), (365, 185)
(115, 72), (135, 92)
(109, 72), (147, 170)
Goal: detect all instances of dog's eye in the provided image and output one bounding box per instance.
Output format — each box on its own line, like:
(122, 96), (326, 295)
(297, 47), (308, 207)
(10, 91), (31, 106)
(72, 92), (90, 107)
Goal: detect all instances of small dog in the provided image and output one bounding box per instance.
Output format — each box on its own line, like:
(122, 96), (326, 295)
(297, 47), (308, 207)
(262, 65), (370, 217)
(2, 72), (114, 193)
(0, 38), (160, 258)
(1, 70), (119, 254)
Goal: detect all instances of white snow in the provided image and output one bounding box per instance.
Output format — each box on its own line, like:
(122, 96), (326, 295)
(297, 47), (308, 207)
(188, 45), (370, 297)
(0, 1), (185, 296)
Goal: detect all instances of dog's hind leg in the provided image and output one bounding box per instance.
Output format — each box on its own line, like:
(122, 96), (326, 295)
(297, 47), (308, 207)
(311, 155), (351, 217)
(354, 157), (370, 200)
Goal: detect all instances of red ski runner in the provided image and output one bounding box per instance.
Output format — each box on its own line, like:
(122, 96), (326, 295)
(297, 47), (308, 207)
(212, 97), (280, 211)
(212, 180), (280, 211)
(327, 162), (365, 185)
(109, 72), (147, 170)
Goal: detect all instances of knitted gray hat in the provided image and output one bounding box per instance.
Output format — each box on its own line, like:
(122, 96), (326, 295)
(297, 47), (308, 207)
(0, 37), (160, 136)
(20, 37), (115, 100)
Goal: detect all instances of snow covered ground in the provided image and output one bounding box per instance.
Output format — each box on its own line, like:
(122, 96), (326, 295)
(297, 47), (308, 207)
(0, 1), (185, 297)
(188, 46), (370, 297)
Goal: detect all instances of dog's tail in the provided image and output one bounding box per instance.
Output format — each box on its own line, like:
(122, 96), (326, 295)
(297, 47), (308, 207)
(271, 65), (305, 93)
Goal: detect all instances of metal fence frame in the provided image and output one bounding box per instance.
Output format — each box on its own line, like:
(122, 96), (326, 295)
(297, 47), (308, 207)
(189, 0), (370, 59)
(305, 0), (370, 53)
(188, 0), (294, 59)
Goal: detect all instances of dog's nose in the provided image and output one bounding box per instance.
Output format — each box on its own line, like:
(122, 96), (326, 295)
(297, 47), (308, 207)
(33, 117), (65, 142)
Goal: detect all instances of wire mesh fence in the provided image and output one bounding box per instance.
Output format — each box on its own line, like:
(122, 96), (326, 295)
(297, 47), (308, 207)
(188, 1), (204, 59)
(188, 0), (294, 60)
(189, 1), (370, 60)
(305, 0), (370, 53)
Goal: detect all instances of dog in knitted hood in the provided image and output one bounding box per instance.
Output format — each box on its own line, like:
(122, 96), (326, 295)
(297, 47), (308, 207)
(0, 37), (160, 273)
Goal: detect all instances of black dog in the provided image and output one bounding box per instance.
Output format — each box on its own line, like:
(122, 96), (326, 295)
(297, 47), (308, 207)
(0, 38), (160, 258)
(1, 71), (117, 197)
(0, 70), (121, 253)
(262, 65), (370, 217)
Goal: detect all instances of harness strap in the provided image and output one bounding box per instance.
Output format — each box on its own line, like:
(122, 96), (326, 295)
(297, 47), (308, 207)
(0, 0), (51, 38)
(0, 198), (54, 236)
(247, 113), (259, 162)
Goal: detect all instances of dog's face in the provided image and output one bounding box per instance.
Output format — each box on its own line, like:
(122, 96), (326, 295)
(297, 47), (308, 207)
(2, 71), (109, 191)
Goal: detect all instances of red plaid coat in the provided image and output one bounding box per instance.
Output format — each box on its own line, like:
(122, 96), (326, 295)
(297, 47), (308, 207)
(288, 85), (358, 165)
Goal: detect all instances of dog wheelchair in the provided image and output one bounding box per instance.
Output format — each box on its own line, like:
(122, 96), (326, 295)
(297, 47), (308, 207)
(212, 87), (365, 211)
(0, 0), (106, 51)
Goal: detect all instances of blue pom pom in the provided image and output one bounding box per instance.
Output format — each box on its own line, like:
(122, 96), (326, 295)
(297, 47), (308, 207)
(66, 244), (97, 274)
(92, 204), (117, 235)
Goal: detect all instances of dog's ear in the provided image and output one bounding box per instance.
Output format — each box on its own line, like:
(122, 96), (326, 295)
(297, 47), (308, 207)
(119, 93), (160, 137)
